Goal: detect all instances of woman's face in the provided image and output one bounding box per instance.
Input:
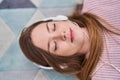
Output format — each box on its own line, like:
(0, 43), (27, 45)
(31, 20), (89, 56)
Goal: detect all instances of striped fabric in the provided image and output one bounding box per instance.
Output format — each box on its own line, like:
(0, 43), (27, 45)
(82, 0), (120, 80)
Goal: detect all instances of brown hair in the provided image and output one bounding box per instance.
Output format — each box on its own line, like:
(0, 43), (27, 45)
(19, 4), (120, 80)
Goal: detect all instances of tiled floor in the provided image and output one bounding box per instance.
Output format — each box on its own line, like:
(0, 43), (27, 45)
(0, 0), (83, 80)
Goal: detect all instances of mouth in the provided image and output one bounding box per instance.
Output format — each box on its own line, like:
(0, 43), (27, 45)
(70, 28), (74, 43)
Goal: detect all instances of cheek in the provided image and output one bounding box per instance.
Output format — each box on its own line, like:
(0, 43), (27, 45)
(58, 42), (74, 56)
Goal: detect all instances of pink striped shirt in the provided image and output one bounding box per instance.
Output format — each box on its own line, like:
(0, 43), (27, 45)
(82, 0), (120, 80)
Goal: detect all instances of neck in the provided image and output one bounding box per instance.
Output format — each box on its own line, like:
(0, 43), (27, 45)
(78, 28), (90, 57)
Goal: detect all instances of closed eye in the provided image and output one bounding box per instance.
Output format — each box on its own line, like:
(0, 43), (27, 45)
(53, 23), (56, 31)
(54, 41), (57, 51)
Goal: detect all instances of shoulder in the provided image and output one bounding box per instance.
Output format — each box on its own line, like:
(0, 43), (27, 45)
(81, 0), (120, 27)
(82, 0), (120, 13)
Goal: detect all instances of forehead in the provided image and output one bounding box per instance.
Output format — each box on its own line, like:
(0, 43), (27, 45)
(31, 22), (48, 51)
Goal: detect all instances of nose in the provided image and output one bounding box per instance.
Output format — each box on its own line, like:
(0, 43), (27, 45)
(53, 31), (66, 41)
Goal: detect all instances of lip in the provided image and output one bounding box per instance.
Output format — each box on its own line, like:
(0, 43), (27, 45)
(70, 28), (74, 43)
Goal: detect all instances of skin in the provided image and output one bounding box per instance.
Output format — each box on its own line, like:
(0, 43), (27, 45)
(31, 20), (90, 56)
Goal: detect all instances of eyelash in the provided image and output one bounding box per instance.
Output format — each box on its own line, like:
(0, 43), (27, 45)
(53, 23), (56, 31)
(54, 40), (57, 51)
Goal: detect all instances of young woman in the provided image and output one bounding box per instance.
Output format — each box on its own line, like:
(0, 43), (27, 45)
(19, 0), (120, 80)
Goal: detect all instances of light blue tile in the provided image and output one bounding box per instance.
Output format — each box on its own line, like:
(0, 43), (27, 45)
(0, 18), (15, 58)
(0, 8), (36, 36)
(0, 40), (39, 71)
(0, 70), (38, 80)
(39, 0), (77, 8)
(40, 7), (74, 17)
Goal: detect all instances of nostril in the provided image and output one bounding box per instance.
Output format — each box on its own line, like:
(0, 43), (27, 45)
(64, 35), (66, 40)
(61, 31), (66, 41)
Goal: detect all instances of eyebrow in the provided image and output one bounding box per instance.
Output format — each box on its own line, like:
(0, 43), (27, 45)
(46, 23), (50, 52)
(46, 23), (50, 32)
